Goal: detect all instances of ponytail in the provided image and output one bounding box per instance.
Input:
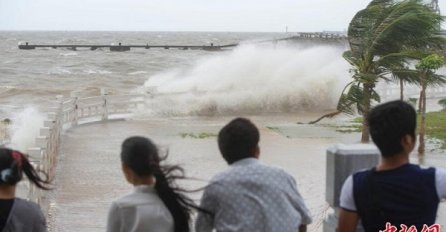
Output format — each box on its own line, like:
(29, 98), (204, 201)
(21, 153), (51, 190)
(0, 148), (51, 190)
(153, 163), (193, 232)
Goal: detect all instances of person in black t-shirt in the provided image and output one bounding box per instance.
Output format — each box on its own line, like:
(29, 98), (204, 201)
(0, 148), (51, 232)
(337, 100), (446, 232)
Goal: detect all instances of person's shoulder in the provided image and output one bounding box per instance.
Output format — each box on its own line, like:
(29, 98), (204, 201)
(254, 163), (298, 183)
(14, 198), (41, 211)
(114, 190), (160, 208)
(112, 191), (141, 208)
(209, 168), (233, 183)
(353, 168), (372, 176)
(206, 162), (268, 185)
(435, 166), (446, 177)
(13, 198), (44, 217)
(409, 164), (438, 176)
(257, 162), (288, 174)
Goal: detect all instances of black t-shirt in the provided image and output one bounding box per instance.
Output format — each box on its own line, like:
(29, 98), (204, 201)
(353, 164), (438, 232)
(0, 199), (14, 231)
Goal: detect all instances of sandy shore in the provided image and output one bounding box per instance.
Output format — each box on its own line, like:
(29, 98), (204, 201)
(45, 115), (445, 232)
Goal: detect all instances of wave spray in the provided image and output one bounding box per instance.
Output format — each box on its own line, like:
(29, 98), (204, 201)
(139, 44), (350, 116)
(8, 107), (45, 152)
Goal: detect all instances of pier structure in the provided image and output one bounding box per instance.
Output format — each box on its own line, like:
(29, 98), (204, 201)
(18, 41), (228, 51)
(18, 32), (347, 52)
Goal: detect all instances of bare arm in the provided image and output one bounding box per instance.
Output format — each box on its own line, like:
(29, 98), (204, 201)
(338, 209), (360, 232)
(298, 224), (307, 232)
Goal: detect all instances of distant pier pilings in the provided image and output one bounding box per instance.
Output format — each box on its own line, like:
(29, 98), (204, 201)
(18, 32), (349, 52)
(18, 42), (231, 52)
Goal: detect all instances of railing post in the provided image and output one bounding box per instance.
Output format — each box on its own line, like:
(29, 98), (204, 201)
(101, 88), (109, 121)
(55, 95), (64, 123)
(1, 118), (11, 144)
(45, 112), (57, 179)
(324, 144), (380, 232)
(27, 148), (43, 204)
(70, 91), (79, 126)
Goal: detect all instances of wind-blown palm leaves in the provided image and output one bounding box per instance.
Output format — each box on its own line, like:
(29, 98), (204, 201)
(340, 0), (444, 142)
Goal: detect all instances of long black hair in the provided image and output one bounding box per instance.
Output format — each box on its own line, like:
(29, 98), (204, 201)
(0, 148), (51, 190)
(121, 136), (199, 232)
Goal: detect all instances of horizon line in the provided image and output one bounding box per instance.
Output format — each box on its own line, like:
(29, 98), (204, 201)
(0, 29), (348, 33)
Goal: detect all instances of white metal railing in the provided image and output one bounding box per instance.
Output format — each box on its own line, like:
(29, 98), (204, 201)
(295, 32), (347, 39)
(22, 88), (145, 214)
(376, 83), (446, 102)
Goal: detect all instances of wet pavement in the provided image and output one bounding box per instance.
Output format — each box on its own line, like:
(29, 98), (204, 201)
(47, 115), (446, 232)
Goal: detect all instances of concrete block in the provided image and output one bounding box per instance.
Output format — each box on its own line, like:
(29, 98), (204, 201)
(35, 136), (47, 148)
(44, 120), (54, 128)
(47, 112), (58, 121)
(326, 144), (380, 208)
(28, 148), (43, 160)
(40, 127), (51, 137)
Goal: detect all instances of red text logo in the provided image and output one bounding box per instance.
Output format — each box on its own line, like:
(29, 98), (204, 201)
(380, 223), (441, 232)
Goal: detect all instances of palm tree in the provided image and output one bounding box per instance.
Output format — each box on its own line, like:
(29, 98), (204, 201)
(415, 54), (446, 154)
(388, 63), (419, 101)
(340, 0), (444, 142)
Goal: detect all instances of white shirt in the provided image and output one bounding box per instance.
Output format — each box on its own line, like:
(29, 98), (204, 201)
(195, 158), (312, 232)
(340, 167), (446, 211)
(106, 185), (174, 232)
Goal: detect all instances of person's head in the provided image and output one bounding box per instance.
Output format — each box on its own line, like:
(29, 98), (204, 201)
(0, 148), (50, 190)
(120, 136), (159, 183)
(367, 100), (417, 158)
(218, 118), (260, 164)
(120, 136), (196, 232)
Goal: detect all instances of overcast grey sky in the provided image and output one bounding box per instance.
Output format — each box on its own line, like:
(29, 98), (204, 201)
(0, 0), (443, 32)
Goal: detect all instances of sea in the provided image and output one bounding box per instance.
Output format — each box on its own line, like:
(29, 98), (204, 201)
(0, 31), (355, 151)
(0, 31), (352, 116)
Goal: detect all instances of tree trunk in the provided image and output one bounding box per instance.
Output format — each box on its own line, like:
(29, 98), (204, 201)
(400, 79), (404, 101)
(361, 84), (372, 143)
(418, 90), (423, 113)
(418, 84), (427, 155)
(307, 111), (341, 124)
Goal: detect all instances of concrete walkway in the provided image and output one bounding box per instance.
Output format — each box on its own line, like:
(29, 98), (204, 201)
(47, 116), (446, 232)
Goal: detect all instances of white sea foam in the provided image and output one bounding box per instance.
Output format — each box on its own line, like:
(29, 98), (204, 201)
(137, 44), (350, 116)
(59, 52), (78, 57)
(84, 69), (113, 75)
(48, 68), (72, 75)
(128, 71), (148, 75)
(7, 107), (45, 153)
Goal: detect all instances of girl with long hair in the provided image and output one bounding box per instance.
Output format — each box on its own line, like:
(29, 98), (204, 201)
(106, 136), (200, 232)
(0, 148), (51, 232)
